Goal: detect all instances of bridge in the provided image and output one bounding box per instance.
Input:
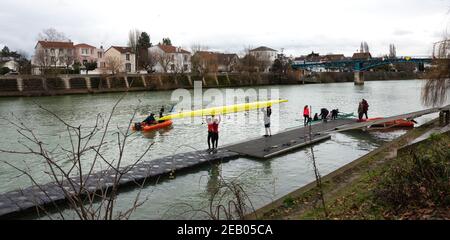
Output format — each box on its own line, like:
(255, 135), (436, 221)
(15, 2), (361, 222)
(291, 57), (433, 85)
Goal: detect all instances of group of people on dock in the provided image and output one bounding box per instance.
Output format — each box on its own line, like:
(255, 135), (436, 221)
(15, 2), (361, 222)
(301, 98), (369, 125)
(302, 106), (340, 126)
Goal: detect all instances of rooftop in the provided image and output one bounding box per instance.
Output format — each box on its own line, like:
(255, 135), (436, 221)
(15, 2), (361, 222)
(157, 44), (190, 54)
(108, 46), (133, 54)
(36, 41), (74, 49)
(74, 43), (96, 49)
(249, 46), (277, 52)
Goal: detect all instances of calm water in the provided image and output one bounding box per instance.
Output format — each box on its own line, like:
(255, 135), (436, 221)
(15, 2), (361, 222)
(0, 80), (445, 219)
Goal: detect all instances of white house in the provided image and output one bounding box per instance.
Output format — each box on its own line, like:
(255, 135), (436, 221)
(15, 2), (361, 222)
(103, 46), (136, 73)
(149, 44), (191, 73)
(249, 46), (277, 72)
(31, 40), (75, 74)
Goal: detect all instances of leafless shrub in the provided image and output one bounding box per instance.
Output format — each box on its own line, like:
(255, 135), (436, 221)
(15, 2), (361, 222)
(0, 96), (152, 220)
(159, 145), (257, 220)
(104, 56), (123, 75)
(305, 109), (328, 218)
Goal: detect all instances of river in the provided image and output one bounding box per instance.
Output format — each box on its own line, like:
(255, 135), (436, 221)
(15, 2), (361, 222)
(0, 79), (445, 219)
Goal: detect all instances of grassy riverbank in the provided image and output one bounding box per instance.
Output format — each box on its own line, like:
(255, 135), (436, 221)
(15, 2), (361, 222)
(251, 120), (450, 220)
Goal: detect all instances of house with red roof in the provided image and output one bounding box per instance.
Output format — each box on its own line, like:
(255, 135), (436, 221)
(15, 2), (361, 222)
(31, 40), (75, 74)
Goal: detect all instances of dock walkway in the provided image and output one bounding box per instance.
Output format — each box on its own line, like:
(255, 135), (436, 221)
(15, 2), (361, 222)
(0, 149), (239, 218)
(224, 119), (354, 158)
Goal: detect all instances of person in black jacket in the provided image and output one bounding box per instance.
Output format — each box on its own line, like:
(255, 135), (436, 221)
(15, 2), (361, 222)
(319, 108), (329, 122)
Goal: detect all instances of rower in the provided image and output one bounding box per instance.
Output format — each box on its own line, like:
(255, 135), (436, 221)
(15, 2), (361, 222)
(143, 113), (156, 125)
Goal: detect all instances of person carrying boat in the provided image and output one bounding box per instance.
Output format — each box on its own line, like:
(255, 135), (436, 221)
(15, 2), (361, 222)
(143, 113), (156, 125)
(212, 115), (221, 151)
(261, 105), (272, 137)
(303, 105), (311, 126)
(206, 115), (221, 152)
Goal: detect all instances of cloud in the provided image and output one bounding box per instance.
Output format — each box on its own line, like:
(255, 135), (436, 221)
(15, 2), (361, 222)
(393, 30), (413, 36)
(0, 0), (448, 57)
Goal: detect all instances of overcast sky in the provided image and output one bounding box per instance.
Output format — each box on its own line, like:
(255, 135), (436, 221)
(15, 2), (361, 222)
(0, 0), (449, 58)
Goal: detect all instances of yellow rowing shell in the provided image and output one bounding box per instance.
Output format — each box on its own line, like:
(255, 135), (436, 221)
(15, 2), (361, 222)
(158, 99), (288, 121)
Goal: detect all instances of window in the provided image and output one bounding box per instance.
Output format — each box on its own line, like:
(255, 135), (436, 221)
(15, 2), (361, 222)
(101, 62), (106, 68)
(184, 55), (188, 62)
(98, 52), (103, 58)
(171, 55), (175, 61)
(171, 64), (175, 71)
(82, 49), (88, 55)
(59, 49), (64, 54)
(126, 54), (130, 61)
(126, 63), (131, 72)
(91, 49), (94, 54)
(51, 56), (56, 63)
(50, 49), (55, 55)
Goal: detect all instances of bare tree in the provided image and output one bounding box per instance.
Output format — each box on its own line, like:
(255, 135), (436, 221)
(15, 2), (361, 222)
(148, 51), (159, 73)
(156, 52), (172, 73)
(191, 47), (218, 75)
(422, 38), (450, 106)
(0, 97), (151, 220)
(127, 29), (141, 53)
(105, 56), (122, 75)
(364, 42), (369, 53)
(389, 44), (397, 58)
(37, 28), (69, 42)
(34, 48), (51, 74)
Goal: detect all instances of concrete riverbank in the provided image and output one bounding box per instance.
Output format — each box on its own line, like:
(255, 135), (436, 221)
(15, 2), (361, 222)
(0, 71), (421, 97)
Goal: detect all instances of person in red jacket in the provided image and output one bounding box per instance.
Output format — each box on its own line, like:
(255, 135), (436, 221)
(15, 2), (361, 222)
(206, 115), (221, 153)
(303, 105), (311, 126)
(206, 116), (215, 151)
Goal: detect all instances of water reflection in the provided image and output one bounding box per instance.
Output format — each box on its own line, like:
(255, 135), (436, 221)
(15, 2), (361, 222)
(206, 163), (221, 201)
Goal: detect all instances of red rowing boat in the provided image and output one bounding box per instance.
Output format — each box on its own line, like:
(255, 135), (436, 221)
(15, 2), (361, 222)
(132, 120), (173, 132)
(358, 117), (415, 127)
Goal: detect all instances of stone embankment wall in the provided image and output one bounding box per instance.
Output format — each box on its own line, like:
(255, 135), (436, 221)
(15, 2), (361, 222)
(0, 71), (421, 97)
(0, 73), (300, 97)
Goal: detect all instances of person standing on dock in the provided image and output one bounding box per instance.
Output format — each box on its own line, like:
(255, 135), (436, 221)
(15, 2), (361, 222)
(212, 115), (221, 152)
(362, 99), (369, 119)
(262, 106), (272, 137)
(358, 101), (364, 121)
(303, 105), (311, 126)
(206, 115), (215, 152)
